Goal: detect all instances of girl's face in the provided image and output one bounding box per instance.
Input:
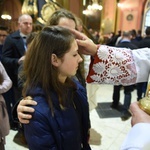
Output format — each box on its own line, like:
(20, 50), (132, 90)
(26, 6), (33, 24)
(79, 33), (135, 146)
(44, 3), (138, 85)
(57, 39), (83, 83)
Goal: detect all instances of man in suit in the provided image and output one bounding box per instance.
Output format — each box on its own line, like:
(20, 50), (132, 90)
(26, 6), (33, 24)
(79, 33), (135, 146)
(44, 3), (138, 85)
(1, 14), (33, 129)
(111, 31), (138, 120)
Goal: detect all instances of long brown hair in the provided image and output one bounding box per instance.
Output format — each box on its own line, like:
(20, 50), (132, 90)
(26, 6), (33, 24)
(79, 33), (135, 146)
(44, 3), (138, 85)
(46, 9), (85, 86)
(22, 26), (75, 110)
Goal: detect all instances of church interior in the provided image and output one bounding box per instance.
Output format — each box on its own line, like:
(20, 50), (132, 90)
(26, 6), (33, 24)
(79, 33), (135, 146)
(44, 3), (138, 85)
(0, 0), (150, 150)
(0, 0), (150, 40)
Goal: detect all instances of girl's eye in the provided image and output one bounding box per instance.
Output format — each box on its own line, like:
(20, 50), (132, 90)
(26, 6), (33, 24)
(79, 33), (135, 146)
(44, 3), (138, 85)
(73, 54), (78, 57)
(73, 50), (79, 57)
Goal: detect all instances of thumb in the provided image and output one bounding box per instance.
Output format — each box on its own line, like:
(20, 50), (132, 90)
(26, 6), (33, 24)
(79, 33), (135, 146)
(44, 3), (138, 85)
(130, 102), (139, 114)
(130, 102), (145, 116)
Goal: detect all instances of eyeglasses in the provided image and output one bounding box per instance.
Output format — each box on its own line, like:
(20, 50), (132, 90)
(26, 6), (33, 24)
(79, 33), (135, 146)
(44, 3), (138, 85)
(22, 22), (33, 26)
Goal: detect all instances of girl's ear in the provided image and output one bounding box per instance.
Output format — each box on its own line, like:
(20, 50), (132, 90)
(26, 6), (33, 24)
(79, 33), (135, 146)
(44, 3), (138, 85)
(51, 54), (60, 67)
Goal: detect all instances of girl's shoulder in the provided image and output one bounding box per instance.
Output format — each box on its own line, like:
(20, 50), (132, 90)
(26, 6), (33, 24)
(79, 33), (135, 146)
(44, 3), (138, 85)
(72, 79), (86, 91)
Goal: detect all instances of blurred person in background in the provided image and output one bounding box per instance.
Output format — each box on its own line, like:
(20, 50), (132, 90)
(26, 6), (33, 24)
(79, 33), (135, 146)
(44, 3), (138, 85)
(136, 29), (143, 41)
(0, 26), (9, 61)
(136, 26), (150, 101)
(111, 31), (138, 120)
(0, 62), (12, 150)
(1, 14), (33, 130)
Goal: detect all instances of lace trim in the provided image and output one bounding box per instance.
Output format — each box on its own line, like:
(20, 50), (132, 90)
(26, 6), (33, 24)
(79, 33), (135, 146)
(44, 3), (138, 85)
(86, 45), (137, 85)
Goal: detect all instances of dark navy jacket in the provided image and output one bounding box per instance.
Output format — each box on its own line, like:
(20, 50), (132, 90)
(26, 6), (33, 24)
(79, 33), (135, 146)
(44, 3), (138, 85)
(1, 30), (25, 87)
(24, 80), (91, 150)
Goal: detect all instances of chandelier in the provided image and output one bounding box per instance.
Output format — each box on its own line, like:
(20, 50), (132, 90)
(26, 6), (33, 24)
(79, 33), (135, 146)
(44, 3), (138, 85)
(1, 11), (12, 20)
(83, 0), (103, 15)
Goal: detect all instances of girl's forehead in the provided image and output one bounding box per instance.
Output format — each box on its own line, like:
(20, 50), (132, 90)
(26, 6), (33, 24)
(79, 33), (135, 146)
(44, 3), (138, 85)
(69, 39), (78, 51)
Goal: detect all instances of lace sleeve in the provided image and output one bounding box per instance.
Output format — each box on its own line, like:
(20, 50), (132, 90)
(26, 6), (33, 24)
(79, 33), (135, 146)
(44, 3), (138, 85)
(86, 45), (137, 85)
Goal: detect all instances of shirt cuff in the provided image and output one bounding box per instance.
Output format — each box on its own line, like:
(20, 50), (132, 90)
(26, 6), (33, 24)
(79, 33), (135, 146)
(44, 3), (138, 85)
(121, 123), (150, 150)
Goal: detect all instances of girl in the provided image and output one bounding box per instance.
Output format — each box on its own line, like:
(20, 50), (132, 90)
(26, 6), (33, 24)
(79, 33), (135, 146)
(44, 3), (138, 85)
(22, 26), (91, 150)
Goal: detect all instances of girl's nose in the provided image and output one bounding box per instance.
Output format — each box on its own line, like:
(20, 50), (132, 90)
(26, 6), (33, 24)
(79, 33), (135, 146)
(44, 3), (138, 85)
(78, 55), (83, 63)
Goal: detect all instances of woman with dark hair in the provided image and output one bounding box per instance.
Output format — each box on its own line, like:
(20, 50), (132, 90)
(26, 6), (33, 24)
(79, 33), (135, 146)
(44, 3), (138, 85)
(22, 26), (91, 150)
(46, 9), (86, 87)
(47, 9), (77, 29)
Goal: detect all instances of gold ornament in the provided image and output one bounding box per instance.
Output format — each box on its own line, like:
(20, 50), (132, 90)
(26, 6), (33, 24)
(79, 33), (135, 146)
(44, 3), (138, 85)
(37, 0), (59, 24)
(22, 0), (38, 16)
(139, 82), (150, 115)
(41, 2), (55, 22)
